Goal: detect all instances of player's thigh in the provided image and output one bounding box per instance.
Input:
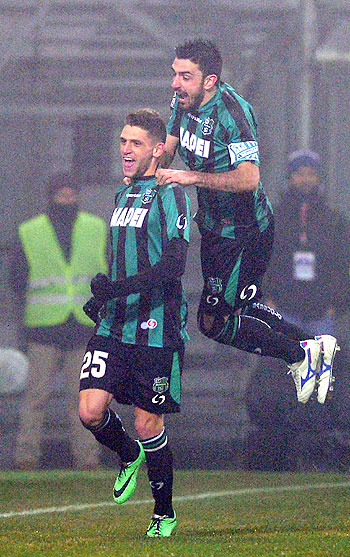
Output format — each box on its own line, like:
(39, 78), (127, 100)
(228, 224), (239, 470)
(79, 335), (130, 402)
(199, 225), (274, 313)
(240, 222), (274, 279)
(131, 344), (184, 415)
(199, 233), (244, 313)
(235, 224), (274, 304)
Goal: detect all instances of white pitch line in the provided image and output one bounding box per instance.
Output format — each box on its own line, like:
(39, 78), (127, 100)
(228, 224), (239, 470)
(1, 480), (350, 519)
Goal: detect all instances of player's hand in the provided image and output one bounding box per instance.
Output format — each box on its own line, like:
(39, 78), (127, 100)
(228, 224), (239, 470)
(156, 168), (198, 186)
(90, 273), (117, 301)
(83, 296), (104, 324)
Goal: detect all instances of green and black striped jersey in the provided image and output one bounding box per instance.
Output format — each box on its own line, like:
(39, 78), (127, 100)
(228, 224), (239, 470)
(96, 176), (190, 348)
(167, 82), (273, 239)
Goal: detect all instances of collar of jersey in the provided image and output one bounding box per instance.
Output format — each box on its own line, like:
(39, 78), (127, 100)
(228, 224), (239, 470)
(128, 175), (156, 190)
(195, 81), (230, 114)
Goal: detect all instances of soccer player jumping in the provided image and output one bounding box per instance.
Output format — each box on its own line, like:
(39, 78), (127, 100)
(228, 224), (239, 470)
(156, 38), (339, 405)
(79, 109), (190, 537)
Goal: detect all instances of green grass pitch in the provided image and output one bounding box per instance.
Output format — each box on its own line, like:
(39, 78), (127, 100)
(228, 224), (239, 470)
(1, 469), (350, 556)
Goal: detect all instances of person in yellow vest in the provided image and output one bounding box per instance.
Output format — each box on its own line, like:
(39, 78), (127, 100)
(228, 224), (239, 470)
(9, 173), (108, 469)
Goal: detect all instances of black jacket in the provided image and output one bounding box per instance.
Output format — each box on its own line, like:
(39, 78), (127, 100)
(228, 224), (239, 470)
(263, 186), (350, 321)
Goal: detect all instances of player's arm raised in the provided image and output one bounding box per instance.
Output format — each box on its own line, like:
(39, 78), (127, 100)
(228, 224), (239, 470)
(156, 160), (259, 193)
(159, 134), (179, 169)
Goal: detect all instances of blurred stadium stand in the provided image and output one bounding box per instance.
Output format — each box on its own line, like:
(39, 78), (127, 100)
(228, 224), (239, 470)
(1, 0), (350, 470)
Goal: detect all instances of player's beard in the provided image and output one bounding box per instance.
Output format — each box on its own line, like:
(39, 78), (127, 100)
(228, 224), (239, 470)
(178, 88), (205, 111)
(190, 90), (205, 110)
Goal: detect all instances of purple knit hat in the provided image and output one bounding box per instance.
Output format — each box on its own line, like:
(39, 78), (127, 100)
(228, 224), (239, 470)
(287, 150), (321, 176)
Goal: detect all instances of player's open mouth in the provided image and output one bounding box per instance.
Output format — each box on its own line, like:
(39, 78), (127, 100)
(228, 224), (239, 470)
(177, 92), (188, 103)
(123, 157), (135, 171)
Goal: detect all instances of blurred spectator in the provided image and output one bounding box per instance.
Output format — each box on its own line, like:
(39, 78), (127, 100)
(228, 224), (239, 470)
(245, 150), (350, 471)
(264, 149), (350, 333)
(9, 173), (108, 469)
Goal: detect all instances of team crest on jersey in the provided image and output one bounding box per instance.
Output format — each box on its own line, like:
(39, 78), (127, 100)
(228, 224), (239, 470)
(142, 188), (156, 204)
(202, 117), (214, 135)
(208, 277), (223, 294)
(153, 377), (169, 394)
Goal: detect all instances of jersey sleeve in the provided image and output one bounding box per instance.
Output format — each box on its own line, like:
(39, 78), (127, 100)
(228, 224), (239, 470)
(222, 90), (260, 168)
(159, 184), (191, 243)
(166, 94), (182, 138)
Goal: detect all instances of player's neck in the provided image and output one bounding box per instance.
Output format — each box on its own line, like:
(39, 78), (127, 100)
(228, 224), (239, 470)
(199, 86), (218, 108)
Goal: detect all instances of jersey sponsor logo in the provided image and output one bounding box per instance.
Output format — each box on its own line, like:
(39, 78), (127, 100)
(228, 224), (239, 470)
(227, 140), (259, 164)
(176, 214), (188, 230)
(110, 207), (148, 228)
(240, 284), (257, 301)
(180, 127), (210, 158)
(202, 117), (214, 135)
(140, 318), (158, 330)
(126, 193), (141, 198)
(188, 112), (202, 124)
(153, 376), (169, 394)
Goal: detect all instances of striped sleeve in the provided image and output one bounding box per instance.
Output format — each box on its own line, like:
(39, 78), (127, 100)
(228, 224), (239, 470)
(160, 185), (191, 242)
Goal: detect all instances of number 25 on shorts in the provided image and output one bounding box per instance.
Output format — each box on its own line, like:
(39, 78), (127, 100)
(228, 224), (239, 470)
(80, 350), (109, 379)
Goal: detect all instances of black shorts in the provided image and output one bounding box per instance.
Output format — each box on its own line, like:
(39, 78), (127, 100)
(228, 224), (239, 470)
(79, 335), (184, 414)
(199, 221), (274, 315)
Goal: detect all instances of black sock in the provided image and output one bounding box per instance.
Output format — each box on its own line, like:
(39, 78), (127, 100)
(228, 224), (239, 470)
(141, 429), (174, 517)
(245, 302), (311, 340)
(85, 409), (139, 463)
(213, 312), (305, 363)
(232, 314), (305, 363)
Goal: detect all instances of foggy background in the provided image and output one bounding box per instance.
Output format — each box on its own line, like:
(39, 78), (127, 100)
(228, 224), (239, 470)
(1, 0), (350, 470)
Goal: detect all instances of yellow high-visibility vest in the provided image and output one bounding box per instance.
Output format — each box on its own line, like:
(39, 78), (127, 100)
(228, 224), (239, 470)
(18, 212), (107, 327)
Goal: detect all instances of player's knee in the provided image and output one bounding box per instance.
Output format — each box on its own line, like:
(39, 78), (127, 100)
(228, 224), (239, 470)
(134, 413), (164, 440)
(197, 309), (226, 340)
(79, 399), (107, 430)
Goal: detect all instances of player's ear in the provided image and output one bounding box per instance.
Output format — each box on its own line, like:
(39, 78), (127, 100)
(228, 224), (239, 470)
(152, 142), (165, 159)
(203, 74), (218, 90)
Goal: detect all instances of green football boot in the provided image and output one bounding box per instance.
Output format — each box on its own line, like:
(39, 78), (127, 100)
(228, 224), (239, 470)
(113, 440), (145, 504)
(146, 511), (177, 538)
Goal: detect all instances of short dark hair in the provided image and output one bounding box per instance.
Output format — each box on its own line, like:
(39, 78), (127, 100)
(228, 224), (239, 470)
(125, 108), (166, 143)
(175, 38), (223, 80)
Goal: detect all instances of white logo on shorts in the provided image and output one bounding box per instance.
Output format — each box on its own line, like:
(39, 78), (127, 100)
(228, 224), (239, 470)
(206, 295), (219, 306)
(240, 284), (257, 301)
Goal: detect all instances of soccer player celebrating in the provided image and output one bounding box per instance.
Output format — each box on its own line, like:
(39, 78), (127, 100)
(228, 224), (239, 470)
(79, 108), (190, 537)
(156, 38), (338, 405)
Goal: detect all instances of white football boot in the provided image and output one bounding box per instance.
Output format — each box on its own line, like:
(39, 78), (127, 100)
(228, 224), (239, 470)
(315, 335), (339, 404)
(288, 339), (322, 403)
